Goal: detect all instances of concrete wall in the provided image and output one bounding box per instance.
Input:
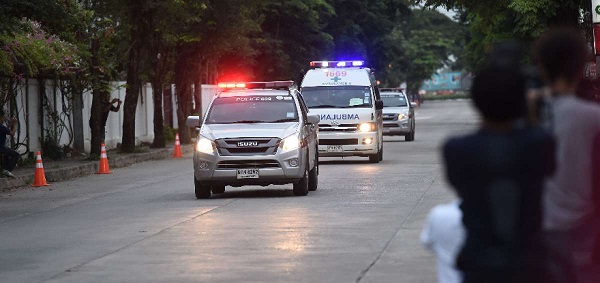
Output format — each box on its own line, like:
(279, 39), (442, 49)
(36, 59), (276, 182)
(10, 80), (218, 154)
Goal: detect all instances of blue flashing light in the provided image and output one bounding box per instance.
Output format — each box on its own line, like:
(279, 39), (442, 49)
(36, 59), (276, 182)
(310, 60), (365, 68)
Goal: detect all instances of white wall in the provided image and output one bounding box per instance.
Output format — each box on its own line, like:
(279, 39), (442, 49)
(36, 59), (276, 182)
(10, 80), (218, 154)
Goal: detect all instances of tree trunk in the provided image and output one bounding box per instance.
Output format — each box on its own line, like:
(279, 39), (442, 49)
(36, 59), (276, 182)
(151, 80), (165, 148)
(174, 49), (194, 144)
(121, 50), (141, 153)
(71, 86), (84, 154)
(193, 73), (202, 115)
(121, 0), (144, 153)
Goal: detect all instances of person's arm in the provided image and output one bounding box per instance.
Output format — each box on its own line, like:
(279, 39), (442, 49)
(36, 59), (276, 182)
(112, 99), (122, 112)
(420, 210), (435, 250)
(9, 117), (17, 137)
(103, 101), (114, 112)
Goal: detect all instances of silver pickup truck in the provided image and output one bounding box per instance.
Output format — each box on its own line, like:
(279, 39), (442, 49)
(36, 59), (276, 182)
(186, 81), (320, 199)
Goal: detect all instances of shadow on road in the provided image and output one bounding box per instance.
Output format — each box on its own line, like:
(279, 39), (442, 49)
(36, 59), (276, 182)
(211, 188), (296, 199)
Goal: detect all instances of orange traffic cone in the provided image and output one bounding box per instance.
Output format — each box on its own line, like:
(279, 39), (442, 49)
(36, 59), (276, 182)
(33, 151), (49, 187)
(97, 144), (111, 174)
(173, 133), (183, 158)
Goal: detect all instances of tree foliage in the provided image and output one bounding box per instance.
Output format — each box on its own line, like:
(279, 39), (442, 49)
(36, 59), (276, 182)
(0, 0), (466, 154)
(421, 0), (591, 70)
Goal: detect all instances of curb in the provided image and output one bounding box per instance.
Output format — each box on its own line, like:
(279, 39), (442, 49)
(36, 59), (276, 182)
(0, 145), (194, 191)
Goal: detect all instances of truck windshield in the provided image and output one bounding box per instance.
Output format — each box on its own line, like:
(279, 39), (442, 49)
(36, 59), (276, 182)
(301, 86), (372, 109)
(381, 94), (408, 107)
(205, 96), (298, 124)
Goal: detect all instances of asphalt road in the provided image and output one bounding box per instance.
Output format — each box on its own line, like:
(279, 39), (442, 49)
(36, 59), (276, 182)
(0, 100), (478, 283)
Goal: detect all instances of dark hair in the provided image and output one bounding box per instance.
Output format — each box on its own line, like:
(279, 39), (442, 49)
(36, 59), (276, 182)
(534, 28), (588, 84)
(471, 67), (527, 122)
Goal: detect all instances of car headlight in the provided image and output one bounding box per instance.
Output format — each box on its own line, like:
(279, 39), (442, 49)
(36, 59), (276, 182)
(398, 113), (408, 120)
(358, 122), (376, 132)
(281, 135), (301, 152)
(196, 136), (216, 154)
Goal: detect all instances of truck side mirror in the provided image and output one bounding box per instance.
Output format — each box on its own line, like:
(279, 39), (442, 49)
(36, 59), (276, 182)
(307, 115), (320, 125)
(375, 100), (384, 110)
(186, 116), (200, 128)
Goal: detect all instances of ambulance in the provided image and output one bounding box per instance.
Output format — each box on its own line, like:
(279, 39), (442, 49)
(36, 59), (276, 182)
(300, 61), (384, 163)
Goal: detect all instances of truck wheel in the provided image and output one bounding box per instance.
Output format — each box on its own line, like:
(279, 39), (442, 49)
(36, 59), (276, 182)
(308, 155), (318, 191)
(405, 128), (415, 142)
(293, 167), (309, 196)
(378, 144), (384, 161)
(212, 185), (225, 194)
(194, 178), (211, 199)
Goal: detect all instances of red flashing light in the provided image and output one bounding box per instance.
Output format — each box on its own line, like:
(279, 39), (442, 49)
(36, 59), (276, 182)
(217, 81), (294, 90)
(218, 82), (246, 88)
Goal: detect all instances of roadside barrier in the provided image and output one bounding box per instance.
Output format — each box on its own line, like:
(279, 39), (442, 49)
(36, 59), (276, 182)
(33, 151), (49, 187)
(97, 144), (111, 174)
(173, 133), (183, 158)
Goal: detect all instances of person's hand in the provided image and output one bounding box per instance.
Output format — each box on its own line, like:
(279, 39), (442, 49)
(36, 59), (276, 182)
(111, 98), (119, 104)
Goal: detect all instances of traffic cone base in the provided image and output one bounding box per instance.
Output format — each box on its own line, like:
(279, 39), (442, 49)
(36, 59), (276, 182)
(97, 144), (111, 174)
(33, 151), (49, 187)
(173, 133), (183, 158)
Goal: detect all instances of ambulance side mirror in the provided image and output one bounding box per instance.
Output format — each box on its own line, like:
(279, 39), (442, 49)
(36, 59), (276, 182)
(375, 100), (384, 110)
(186, 116), (200, 128)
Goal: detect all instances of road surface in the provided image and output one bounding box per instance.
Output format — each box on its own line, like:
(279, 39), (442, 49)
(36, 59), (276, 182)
(0, 100), (478, 283)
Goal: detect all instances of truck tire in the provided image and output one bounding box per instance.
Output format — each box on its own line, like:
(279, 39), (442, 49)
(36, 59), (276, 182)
(195, 178), (211, 199)
(308, 154), (319, 191)
(293, 167), (309, 196)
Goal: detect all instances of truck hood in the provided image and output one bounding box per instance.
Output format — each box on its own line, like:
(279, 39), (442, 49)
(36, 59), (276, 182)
(200, 122), (300, 140)
(383, 106), (409, 114)
(307, 108), (374, 125)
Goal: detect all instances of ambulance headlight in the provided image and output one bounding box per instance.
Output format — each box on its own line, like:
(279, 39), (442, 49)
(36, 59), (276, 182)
(196, 137), (216, 155)
(358, 123), (376, 132)
(281, 135), (301, 152)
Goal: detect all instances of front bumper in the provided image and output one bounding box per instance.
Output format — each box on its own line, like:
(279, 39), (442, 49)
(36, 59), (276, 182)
(383, 119), (412, 136)
(193, 147), (307, 186)
(318, 131), (379, 157)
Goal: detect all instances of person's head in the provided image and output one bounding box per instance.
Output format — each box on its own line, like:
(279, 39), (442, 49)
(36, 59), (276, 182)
(471, 67), (527, 124)
(534, 28), (589, 92)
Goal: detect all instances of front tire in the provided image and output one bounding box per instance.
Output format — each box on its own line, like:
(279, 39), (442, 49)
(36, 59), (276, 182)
(293, 167), (309, 196)
(195, 178), (211, 199)
(378, 143), (384, 162)
(308, 155), (318, 191)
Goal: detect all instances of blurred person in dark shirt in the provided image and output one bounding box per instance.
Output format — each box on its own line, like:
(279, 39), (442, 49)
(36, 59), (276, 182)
(443, 66), (555, 283)
(536, 28), (600, 283)
(0, 109), (19, 178)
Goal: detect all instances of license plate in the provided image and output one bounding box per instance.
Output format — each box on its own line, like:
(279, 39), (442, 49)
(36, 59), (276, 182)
(326, 145), (343, 153)
(237, 169), (259, 179)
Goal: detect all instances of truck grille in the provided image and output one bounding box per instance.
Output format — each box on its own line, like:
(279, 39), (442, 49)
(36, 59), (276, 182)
(318, 124), (358, 132)
(217, 160), (281, 169)
(319, 139), (359, 145)
(383, 114), (398, 121)
(216, 138), (280, 156)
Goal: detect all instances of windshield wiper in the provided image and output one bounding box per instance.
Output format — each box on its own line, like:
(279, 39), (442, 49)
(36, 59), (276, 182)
(272, 118), (298, 123)
(343, 103), (372, 108)
(309, 104), (337, 108)
(230, 120), (266, 124)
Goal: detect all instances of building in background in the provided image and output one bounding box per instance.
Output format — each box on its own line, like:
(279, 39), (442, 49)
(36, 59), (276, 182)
(420, 72), (472, 95)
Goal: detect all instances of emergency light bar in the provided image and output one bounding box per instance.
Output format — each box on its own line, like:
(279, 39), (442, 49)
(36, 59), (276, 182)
(217, 81), (294, 90)
(380, 88), (405, 93)
(310, 60), (365, 68)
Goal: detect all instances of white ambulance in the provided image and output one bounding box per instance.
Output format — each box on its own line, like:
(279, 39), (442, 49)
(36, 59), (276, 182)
(300, 61), (384, 163)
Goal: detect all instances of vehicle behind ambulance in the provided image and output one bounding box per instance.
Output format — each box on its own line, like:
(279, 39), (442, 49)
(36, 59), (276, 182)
(300, 61), (384, 163)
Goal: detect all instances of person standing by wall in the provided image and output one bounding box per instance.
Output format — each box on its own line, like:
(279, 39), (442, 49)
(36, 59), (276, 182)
(535, 28), (600, 283)
(0, 109), (19, 178)
(90, 97), (121, 144)
(443, 66), (555, 283)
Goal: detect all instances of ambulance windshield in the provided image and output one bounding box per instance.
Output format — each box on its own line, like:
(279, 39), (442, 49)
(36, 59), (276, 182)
(301, 86), (372, 109)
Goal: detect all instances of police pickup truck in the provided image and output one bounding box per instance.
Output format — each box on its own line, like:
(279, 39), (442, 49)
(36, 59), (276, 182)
(186, 81), (320, 199)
